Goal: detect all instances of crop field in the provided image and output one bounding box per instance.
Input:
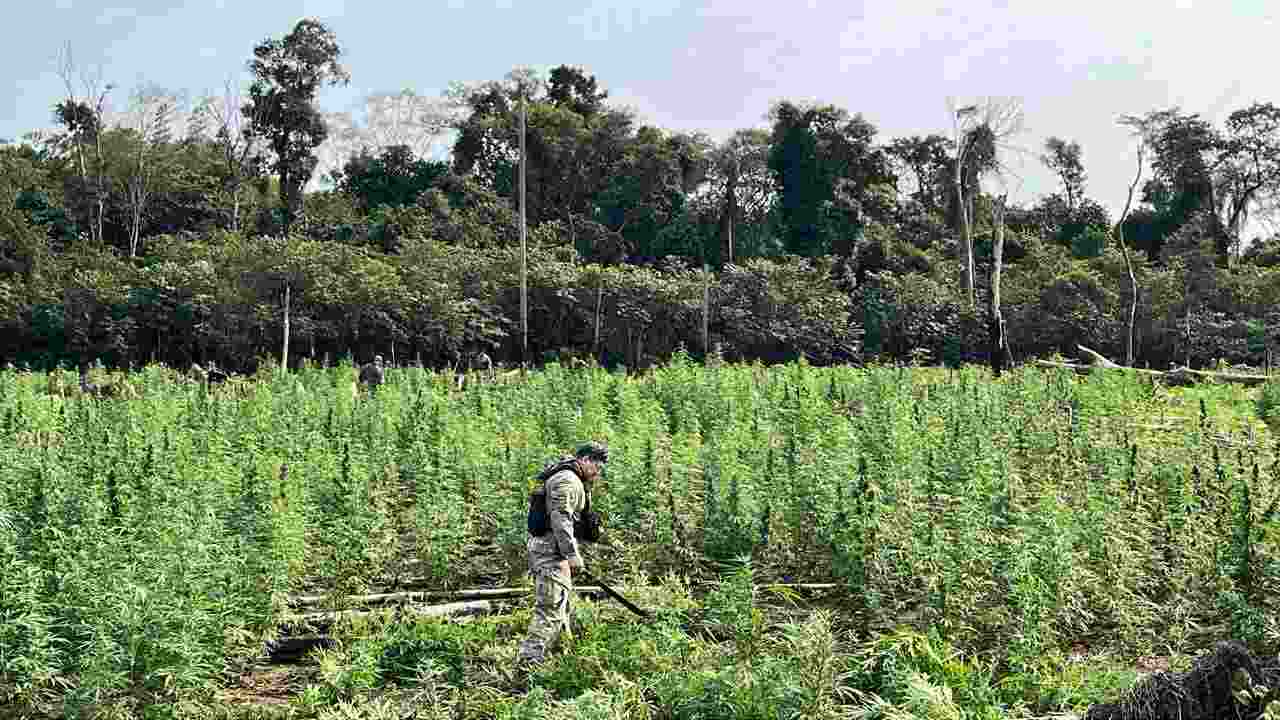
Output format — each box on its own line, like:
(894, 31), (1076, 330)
(1, 357), (1278, 719)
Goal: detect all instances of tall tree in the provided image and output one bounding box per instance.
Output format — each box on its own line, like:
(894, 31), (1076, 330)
(989, 193), (1011, 376)
(1115, 114), (1155, 367)
(947, 97), (1025, 308)
(120, 83), (178, 256)
(1137, 108), (1217, 260)
(706, 128), (772, 265)
(886, 134), (951, 213)
(331, 144), (449, 212)
(243, 19), (349, 236)
(1212, 102), (1280, 263)
(53, 42), (112, 246)
(1040, 136), (1086, 212)
(450, 65), (706, 262)
(767, 100), (894, 257)
(193, 77), (265, 233)
(546, 65), (608, 118)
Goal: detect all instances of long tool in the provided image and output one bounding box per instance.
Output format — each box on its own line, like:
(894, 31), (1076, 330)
(578, 569), (650, 620)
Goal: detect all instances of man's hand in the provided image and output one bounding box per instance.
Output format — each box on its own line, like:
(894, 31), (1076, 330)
(560, 556), (585, 576)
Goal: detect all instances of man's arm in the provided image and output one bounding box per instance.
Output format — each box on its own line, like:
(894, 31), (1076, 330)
(546, 470), (585, 569)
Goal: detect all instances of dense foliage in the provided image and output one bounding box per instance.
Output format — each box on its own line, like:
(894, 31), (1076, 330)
(3, 19), (1278, 373)
(0, 361), (1276, 717)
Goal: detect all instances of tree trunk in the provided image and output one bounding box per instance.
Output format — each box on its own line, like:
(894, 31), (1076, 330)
(1115, 138), (1144, 368)
(989, 195), (1008, 376)
(594, 279), (603, 360)
(702, 271), (711, 356)
(722, 161), (738, 265)
(953, 160), (974, 309)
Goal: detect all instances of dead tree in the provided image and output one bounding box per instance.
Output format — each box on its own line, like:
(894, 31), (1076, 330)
(989, 193), (1013, 375)
(54, 42), (113, 246)
(122, 84), (178, 257)
(1115, 114), (1153, 367)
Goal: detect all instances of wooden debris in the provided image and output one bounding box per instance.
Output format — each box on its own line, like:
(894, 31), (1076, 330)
(286, 599), (494, 629)
(1033, 346), (1272, 387)
(287, 582), (842, 610)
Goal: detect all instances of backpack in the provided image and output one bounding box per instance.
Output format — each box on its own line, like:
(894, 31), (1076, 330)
(527, 457), (602, 542)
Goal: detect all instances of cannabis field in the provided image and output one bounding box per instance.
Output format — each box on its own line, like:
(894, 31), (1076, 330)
(2, 357), (1278, 719)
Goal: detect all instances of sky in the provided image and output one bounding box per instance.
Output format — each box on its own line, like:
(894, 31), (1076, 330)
(3, 0), (1278, 237)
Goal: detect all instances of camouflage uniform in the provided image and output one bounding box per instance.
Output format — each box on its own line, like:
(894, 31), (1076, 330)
(517, 443), (606, 664)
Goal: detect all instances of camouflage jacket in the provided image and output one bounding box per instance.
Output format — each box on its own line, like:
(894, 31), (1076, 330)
(536, 467), (589, 566)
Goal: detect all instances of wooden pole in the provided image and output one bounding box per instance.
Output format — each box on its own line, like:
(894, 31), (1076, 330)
(519, 89), (528, 369)
(281, 280), (290, 374)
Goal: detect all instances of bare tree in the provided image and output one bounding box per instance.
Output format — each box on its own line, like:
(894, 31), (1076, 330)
(121, 84), (178, 257)
(1115, 114), (1154, 367)
(312, 89), (457, 191)
(54, 42), (113, 246)
(989, 192), (1014, 375)
(946, 96), (1026, 308)
(193, 76), (264, 233)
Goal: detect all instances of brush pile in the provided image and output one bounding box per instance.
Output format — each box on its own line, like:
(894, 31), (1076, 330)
(1086, 642), (1280, 720)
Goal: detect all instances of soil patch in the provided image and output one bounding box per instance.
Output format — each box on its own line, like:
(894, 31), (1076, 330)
(215, 666), (303, 707)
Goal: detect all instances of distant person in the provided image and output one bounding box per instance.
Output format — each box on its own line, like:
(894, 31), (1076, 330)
(358, 355), (385, 393)
(469, 348), (493, 379)
(206, 361), (230, 385)
(454, 347), (493, 390)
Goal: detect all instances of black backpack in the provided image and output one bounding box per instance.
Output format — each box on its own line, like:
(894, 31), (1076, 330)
(527, 458), (602, 542)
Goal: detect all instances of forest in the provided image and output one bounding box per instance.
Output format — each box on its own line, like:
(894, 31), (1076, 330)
(1, 19), (1277, 374)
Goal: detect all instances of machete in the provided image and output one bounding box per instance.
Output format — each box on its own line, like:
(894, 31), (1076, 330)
(578, 569), (650, 620)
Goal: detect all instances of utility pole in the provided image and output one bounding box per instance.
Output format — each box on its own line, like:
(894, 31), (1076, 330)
(519, 86), (528, 369)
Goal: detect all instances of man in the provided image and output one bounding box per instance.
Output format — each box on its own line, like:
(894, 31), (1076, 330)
(517, 441), (608, 665)
(469, 348), (493, 380)
(455, 347), (493, 391)
(359, 355), (385, 393)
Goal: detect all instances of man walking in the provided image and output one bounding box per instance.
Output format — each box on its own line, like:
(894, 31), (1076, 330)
(517, 441), (608, 665)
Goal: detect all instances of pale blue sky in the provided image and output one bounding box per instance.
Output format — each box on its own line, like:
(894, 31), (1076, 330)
(3, 0), (1277, 235)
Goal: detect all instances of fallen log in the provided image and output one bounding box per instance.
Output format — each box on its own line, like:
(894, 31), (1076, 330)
(265, 600), (497, 664)
(282, 599), (495, 634)
(1034, 359), (1271, 387)
(1077, 344), (1121, 368)
(287, 582), (843, 609)
(289, 587), (529, 608)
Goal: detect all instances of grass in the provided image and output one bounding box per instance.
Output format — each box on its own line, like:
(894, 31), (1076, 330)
(0, 356), (1277, 718)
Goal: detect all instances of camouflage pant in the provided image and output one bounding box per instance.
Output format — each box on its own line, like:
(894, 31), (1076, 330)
(517, 560), (573, 662)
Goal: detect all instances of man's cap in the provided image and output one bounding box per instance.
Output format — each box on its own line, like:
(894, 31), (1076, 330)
(574, 441), (609, 463)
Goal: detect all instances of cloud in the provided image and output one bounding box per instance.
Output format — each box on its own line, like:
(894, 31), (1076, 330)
(95, 6), (137, 25)
(567, 0), (682, 42)
(300, 0), (346, 19)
